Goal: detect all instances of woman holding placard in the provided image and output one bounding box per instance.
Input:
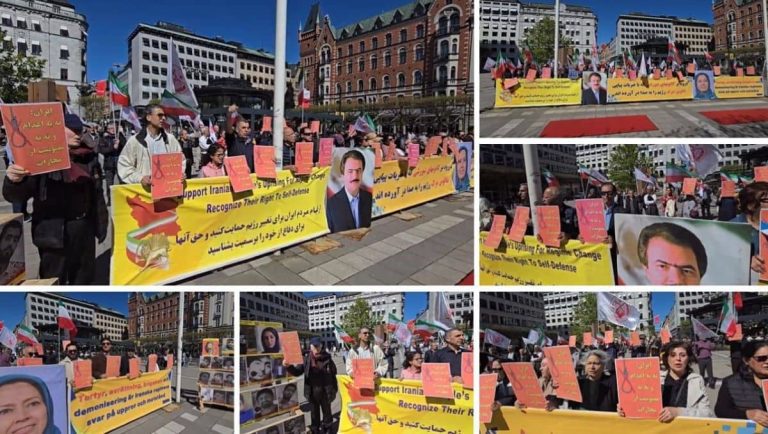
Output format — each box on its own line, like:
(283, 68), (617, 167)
(571, 350), (618, 412)
(284, 337), (337, 434)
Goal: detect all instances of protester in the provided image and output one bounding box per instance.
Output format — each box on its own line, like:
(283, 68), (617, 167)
(91, 338), (112, 379)
(572, 350), (618, 412)
(345, 327), (388, 378)
(179, 128), (195, 179)
(731, 182), (768, 275)
(59, 343), (79, 387)
(97, 123), (126, 206)
(285, 337), (337, 434)
(400, 351), (423, 380)
(224, 105), (257, 172)
(382, 341), (396, 378)
(715, 340), (768, 427)
(694, 337), (716, 389)
(424, 340), (439, 363)
(198, 144), (226, 178)
(431, 328), (466, 381)
(539, 186), (579, 245)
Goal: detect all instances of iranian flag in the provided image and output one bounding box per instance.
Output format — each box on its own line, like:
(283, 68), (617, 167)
(413, 319), (441, 339)
(719, 293), (738, 337)
(57, 301), (77, 337)
(160, 90), (198, 118)
(333, 324), (354, 344)
(387, 313), (402, 333)
(542, 168), (559, 187)
(0, 321), (17, 350)
(108, 71), (130, 107)
(15, 325), (39, 346)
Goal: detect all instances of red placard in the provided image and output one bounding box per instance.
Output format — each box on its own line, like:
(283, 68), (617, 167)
(295, 142), (314, 175)
(150, 153), (184, 200)
(568, 336), (576, 347)
(166, 354), (174, 370)
(106, 355), (121, 378)
(254, 145), (277, 179)
(501, 363), (547, 409)
(541, 67), (552, 79)
(628, 70), (637, 80)
(0, 102), (71, 175)
(682, 178), (698, 196)
(261, 116), (272, 133)
(352, 358), (375, 389)
(630, 331), (641, 346)
(582, 332), (593, 347)
(728, 324), (743, 341)
(148, 354), (158, 372)
(525, 69), (537, 82)
(310, 120), (320, 134)
(604, 330), (614, 344)
(407, 143), (420, 168)
(747, 66), (756, 76)
(479, 374), (496, 423)
(615, 68), (624, 79)
(615, 357), (662, 419)
(755, 166), (768, 182)
(713, 65), (721, 76)
(665, 69), (674, 79)
(33, 343), (43, 355)
(686, 63), (696, 74)
(484, 214), (506, 249)
(279, 331), (303, 365)
(426, 136), (441, 156)
(74, 360), (92, 389)
(128, 358), (139, 379)
(542, 346), (582, 403)
(660, 327), (671, 344)
(386, 142), (397, 161)
(721, 180), (736, 198)
(653, 69), (661, 80)
(503, 78), (519, 90)
(676, 71), (684, 80)
(373, 143), (383, 168)
(761, 210), (768, 282)
(737, 67), (744, 77)
(575, 199), (607, 244)
(536, 205), (561, 247)
(507, 206), (529, 243)
(318, 138), (333, 167)
(422, 363), (454, 399)
(223, 156), (254, 193)
(17, 357), (42, 366)
(461, 352), (473, 388)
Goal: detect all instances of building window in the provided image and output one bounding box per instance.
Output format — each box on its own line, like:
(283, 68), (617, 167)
(142, 65), (149, 73)
(372, 37), (378, 49)
(382, 75), (390, 89)
(60, 47), (69, 59)
(17, 41), (27, 56)
(357, 79), (364, 91)
(151, 40), (159, 49)
(336, 63), (341, 75)
(32, 21), (40, 32)
(60, 26), (69, 37)
(16, 18), (26, 29)
(151, 53), (159, 61)
(415, 44), (424, 61)
(161, 55), (167, 63)
(384, 51), (391, 67)
(60, 68), (68, 80)
(31, 42), (41, 55)
(371, 54), (377, 69)
(416, 24), (424, 38)
(385, 33), (392, 46)
(358, 57), (364, 72)
(346, 82), (352, 93)
(398, 73), (405, 87)
(142, 38), (149, 47)
(400, 29), (407, 42)
(414, 70), (423, 85)
(1, 15), (11, 26)
(347, 60), (352, 73)
(359, 41), (365, 52)
(370, 77), (377, 90)
(399, 48), (406, 64)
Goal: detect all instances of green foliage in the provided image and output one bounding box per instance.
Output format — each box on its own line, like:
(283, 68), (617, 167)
(79, 94), (109, 122)
(340, 299), (380, 338)
(677, 319), (693, 340)
(607, 145), (655, 191)
(522, 17), (573, 65)
(570, 293), (597, 344)
(0, 30), (46, 103)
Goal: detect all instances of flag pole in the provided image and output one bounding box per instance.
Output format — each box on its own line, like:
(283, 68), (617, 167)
(57, 327), (61, 363)
(273, 0), (288, 171)
(175, 294), (184, 403)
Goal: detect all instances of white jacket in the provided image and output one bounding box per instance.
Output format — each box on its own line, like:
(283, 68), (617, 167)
(345, 344), (388, 377)
(659, 370), (714, 418)
(117, 128), (184, 184)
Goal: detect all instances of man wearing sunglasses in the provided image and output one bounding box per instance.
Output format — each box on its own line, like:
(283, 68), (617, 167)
(345, 327), (388, 378)
(91, 338), (113, 379)
(117, 104), (184, 189)
(59, 343), (79, 387)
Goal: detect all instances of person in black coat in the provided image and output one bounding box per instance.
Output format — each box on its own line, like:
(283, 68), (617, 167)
(97, 123), (125, 206)
(285, 337), (338, 434)
(326, 149), (372, 233)
(572, 350), (618, 412)
(715, 341), (768, 428)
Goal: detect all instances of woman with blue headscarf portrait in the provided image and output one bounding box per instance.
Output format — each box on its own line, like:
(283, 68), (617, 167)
(0, 374), (61, 434)
(693, 72), (716, 100)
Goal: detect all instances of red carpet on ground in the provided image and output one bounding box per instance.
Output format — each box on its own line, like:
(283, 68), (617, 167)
(700, 108), (768, 125)
(539, 115), (658, 137)
(457, 271), (473, 285)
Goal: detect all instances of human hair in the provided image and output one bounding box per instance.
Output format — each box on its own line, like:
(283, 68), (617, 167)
(101, 337), (112, 345)
(402, 351), (422, 369)
(601, 182), (617, 193)
(660, 341), (696, 372)
(260, 327), (280, 352)
(340, 149), (366, 172)
(637, 222), (707, 277)
(694, 72), (711, 89)
(581, 349), (609, 366)
(256, 388), (274, 399)
(66, 343), (78, 352)
(0, 219), (22, 242)
(737, 181), (768, 215)
(207, 143), (225, 157)
(742, 340), (768, 361)
(144, 104), (162, 119)
(589, 72), (602, 81)
(283, 383), (297, 393)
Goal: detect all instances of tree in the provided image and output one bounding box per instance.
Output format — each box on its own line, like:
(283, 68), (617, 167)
(79, 94), (109, 122)
(607, 144), (655, 191)
(0, 30), (46, 103)
(677, 319), (693, 340)
(570, 293), (597, 344)
(522, 17), (572, 65)
(340, 299), (381, 338)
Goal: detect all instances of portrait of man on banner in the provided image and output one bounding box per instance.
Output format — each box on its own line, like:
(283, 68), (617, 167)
(615, 215), (752, 285)
(581, 72), (607, 105)
(0, 365), (68, 434)
(0, 215), (24, 285)
(326, 148), (375, 233)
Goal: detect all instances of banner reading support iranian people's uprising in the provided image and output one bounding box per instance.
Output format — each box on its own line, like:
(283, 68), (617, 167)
(111, 169), (330, 285)
(495, 79), (582, 108)
(372, 156), (456, 217)
(486, 407), (761, 434)
(70, 370), (172, 433)
(479, 234), (614, 285)
(337, 376), (472, 433)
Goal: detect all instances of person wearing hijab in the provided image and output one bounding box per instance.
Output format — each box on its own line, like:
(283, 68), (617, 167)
(0, 374), (62, 434)
(693, 72), (716, 100)
(284, 337), (338, 434)
(260, 327), (281, 353)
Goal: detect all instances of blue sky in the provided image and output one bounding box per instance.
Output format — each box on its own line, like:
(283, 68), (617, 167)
(651, 292), (675, 331)
(0, 292), (133, 329)
(304, 292), (428, 320)
(79, 0), (414, 81)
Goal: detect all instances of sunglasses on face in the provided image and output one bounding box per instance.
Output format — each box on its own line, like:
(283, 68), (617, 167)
(601, 191), (614, 196)
(754, 355), (768, 362)
(155, 113), (166, 118)
(102, 343), (111, 346)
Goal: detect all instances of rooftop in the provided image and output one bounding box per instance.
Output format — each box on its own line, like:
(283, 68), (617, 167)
(302, 0), (435, 40)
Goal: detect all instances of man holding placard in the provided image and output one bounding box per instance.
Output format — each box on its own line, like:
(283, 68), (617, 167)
(345, 327), (387, 378)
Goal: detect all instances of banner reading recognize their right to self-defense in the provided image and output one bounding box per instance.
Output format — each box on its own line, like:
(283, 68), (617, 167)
(110, 168), (330, 285)
(486, 407), (762, 434)
(495, 79), (582, 108)
(372, 156), (456, 217)
(714, 75), (765, 99)
(337, 376), (472, 433)
(479, 234), (614, 285)
(70, 370), (172, 434)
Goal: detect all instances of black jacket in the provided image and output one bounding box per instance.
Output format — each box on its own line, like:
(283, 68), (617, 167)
(98, 133), (126, 170)
(582, 87), (607, 105)
(226, 132), (256, 172)
(286, 351), (338, 402)
(715, 369), (765, 419)
(573, 374), (619, 412)
(326, 188), (372, 233)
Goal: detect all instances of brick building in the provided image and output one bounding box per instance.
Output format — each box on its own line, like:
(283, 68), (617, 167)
(298, 0), (472, 107)
(127, 292), (213, 339)
(713, 0), (765, 51)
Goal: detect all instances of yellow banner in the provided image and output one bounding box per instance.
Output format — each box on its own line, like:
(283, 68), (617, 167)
(479, 234), (614, 285)
(110, 168), (330, 285)
(607, 77), (693, 102)
(338, 376), (473, 433)
(715, 75), (765, 99)
(373, 157), (456, 216)
(495, 79), (582, 108)
(487, 407), (762, 434)
(70, 370), (172, 434)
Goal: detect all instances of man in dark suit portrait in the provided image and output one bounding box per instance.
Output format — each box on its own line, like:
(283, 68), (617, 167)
(326, 149), (372, 232)
(582, 72), (607, 105)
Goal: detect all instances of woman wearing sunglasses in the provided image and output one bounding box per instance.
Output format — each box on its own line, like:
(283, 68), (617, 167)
(715, 340), (768, 427)
(729, 182), (768, 278)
